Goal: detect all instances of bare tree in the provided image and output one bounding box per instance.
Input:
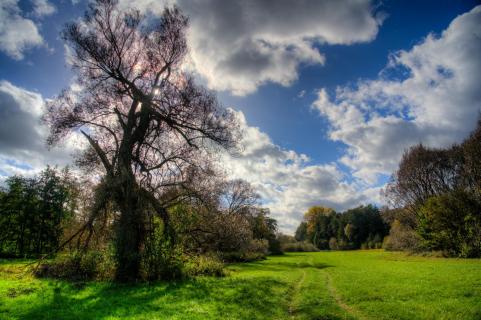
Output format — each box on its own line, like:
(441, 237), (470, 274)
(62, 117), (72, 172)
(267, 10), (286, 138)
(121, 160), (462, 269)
(219, 179), (260, 215)
(44, 0), (238, 281)
(383, 144), (460, 215)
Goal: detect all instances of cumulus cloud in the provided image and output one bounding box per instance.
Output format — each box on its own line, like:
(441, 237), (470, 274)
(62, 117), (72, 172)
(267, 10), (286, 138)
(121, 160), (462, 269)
(223, 111), (376, 232)
(313, 5), (481, 184)
(0, 81), (84, 179)
(32, 0), (56, 17)
(0, 0), (44, 59)
(118, 0), (382, 95)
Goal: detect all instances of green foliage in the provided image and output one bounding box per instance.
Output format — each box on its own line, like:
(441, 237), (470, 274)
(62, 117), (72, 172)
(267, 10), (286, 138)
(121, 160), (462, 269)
(0, 167), (77, 257)
(299, 204), (388, 250)
(382, 220), (421, 251)
(250, 210), (283, 255)
(142, 216), (183, 281)
(183, 255), (225, 277)
(418, 190), (481, 257)
(294, 222), (307, 241)
(34, 249), (115, 281)
(220, 239), (269, 262)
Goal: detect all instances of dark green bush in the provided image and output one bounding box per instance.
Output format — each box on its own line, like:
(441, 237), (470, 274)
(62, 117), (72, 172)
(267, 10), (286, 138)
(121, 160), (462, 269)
(34, 250), (115, 281)
(418, 190), (481, 257)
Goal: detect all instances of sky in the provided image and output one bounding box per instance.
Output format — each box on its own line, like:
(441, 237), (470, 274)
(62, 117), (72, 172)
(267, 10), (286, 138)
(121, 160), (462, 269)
(0, 0), (480, 233)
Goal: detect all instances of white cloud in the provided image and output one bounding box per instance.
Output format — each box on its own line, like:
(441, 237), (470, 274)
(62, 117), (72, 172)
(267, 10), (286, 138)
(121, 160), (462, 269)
(223, 110), (376, 233)
(0, 0), (44, 60)
(32, 0), (56, 17)
(0, 81), (84, 179)
(118, 0), (382, 95)
(313, 5), (481, 184)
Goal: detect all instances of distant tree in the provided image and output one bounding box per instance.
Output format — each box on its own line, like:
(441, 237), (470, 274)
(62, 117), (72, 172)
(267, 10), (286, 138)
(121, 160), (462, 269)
(304, 206), (336, 249)
(295, 222), (307, 241)
(296, 204), (387, 251)
(44, 0), (238, 281)
(342, 205), (387, 248)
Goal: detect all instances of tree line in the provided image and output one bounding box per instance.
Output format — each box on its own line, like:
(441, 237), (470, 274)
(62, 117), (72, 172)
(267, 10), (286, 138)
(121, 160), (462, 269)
(294, 204), (388, 250)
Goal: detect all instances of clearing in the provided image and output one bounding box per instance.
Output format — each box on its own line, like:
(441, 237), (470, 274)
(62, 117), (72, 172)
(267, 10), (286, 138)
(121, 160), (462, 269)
(1, 251), (480, 319)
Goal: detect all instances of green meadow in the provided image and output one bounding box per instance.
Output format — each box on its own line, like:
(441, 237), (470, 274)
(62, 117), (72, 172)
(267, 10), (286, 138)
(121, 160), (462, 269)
(1, 251), (480, 320)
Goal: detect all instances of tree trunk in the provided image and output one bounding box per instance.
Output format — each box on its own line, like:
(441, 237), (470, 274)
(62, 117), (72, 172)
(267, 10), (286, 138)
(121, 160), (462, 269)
(113, 156), (145, 282)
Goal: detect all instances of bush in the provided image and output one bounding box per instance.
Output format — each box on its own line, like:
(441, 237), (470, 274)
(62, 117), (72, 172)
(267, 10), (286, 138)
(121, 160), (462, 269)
(328, 237), (339, 250)
(184, 255), (225, 277)
(34, 250), (115, 281)
(268, 238), (284, 255)
(220, 251), (265, 262)
(383, 220), (420, 251)
(282, 241), (319, 252)
(220, 239), (269, 262)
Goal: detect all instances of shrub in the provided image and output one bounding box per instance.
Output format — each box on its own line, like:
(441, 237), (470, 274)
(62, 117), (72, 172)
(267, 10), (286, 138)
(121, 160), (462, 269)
(184, 255), (225, 277)
(383, 220), (420, 251)
(220, 251), (266, 262)
(220, 239), (269, 262)
(282, 241), (319, 252)
(268, 238), (284, 255)
(34, 250), (115, 281)
(328, 237), (339, 250)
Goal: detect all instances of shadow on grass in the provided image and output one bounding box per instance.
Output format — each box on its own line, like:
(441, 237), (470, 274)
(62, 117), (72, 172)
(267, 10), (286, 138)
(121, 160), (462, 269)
(8, 254), (336, 319)
(15, 276), (288, 320)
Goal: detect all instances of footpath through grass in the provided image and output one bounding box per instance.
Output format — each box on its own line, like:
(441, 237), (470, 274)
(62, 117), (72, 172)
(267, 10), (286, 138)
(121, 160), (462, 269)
(1, 251), (480, 319)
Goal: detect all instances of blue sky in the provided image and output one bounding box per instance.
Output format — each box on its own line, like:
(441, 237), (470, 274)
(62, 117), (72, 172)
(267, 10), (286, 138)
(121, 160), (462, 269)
(1, 0), (480, 232)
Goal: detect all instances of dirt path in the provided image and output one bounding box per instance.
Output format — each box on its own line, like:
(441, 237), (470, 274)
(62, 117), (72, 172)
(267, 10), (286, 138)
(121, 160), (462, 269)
(325, 273), (368, 320)
(287, 269), (307, 318)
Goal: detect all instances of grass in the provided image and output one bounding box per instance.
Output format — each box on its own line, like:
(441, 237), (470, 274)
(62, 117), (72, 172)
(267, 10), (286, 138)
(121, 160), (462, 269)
(1, 250), (480, 319)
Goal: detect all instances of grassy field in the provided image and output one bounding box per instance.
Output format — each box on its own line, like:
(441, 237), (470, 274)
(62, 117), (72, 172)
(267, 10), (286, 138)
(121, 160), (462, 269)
(1, 250), (480, 319)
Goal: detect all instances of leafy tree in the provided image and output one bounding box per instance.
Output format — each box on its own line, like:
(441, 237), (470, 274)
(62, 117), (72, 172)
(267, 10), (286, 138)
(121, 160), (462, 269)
(295, 222), (307, 241)
(304, 206), (335, 249)
(44, 0), (237, 281)
(418, 190), (481, 257)
(0, 167), (76, 256)
(297, 204), (387, 250)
